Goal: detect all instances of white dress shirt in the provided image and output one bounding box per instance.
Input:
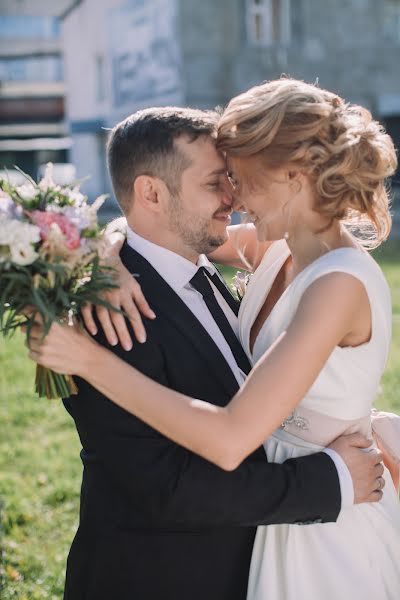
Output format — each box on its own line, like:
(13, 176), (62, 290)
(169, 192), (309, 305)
(127, 227), (246, 386)
(127, 227), (353, 509)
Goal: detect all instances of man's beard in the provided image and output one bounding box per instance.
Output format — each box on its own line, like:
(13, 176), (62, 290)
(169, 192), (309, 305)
(168, 197), (227, 255)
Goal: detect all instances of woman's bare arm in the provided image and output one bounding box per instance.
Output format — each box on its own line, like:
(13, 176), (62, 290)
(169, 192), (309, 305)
(81, 217), (155, 349)
(86, 217), (272, 347)
(208, 223), (272, 271)
(29, 272), (370, 470)
(103, 217), (272, 271)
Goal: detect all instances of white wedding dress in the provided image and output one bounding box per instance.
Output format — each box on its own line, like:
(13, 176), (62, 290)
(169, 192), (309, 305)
(239, 239), (400, 600)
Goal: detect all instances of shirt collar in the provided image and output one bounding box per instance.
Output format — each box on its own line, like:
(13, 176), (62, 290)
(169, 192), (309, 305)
(126, 226), (216, 293)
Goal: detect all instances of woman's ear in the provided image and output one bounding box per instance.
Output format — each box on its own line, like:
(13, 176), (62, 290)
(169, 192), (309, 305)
(288, 170), (303, 195)
(288, 169), (304, 182)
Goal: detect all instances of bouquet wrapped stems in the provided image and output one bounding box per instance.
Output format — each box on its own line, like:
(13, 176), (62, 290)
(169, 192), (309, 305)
(35, 364), (78, 399)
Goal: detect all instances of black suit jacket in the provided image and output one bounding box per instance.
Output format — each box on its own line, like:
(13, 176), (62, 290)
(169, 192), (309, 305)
(63, 243), (341, 600)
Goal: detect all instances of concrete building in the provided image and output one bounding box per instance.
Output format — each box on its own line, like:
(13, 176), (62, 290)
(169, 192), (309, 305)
(58, 0), (400, 208)
(0, 1), (76, 181)
(60, 0), (184, 202)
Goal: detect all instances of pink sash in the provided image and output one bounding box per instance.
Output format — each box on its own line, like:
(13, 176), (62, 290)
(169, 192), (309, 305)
(371, 409), (400, 491)
(280, 406), (400, 492)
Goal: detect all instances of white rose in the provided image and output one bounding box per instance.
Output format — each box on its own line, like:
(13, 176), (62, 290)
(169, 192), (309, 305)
(21, 221), (41, 244)
(0, 219), (40, 265)
(10, 242), (39, 266)
(9, 219), (40, 245)
(0, 218), (14, 245)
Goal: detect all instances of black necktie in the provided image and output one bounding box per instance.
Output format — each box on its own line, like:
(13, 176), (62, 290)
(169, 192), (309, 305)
(190, 267), (251, 374)
(205, 268), (240, 316)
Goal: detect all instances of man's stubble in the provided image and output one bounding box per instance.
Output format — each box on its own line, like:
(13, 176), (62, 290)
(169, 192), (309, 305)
(167, 195), (227, 256)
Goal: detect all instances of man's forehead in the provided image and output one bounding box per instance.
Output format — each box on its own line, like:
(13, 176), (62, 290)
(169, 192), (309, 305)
(182, 138), (226, 174)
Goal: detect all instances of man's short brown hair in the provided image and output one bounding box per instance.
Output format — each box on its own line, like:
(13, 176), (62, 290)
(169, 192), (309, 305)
(107, 106), (219, 214)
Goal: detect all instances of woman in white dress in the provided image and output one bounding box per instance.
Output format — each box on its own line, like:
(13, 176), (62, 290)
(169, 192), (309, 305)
(28, 79), (400, 599)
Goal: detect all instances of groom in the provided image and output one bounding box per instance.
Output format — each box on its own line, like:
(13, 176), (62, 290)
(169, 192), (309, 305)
(63, 107), (383, 600)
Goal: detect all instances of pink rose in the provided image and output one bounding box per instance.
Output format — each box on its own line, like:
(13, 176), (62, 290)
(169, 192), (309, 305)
(30, 211), (80, 250)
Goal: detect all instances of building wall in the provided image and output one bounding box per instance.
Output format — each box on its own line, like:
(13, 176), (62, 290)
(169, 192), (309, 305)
(61, 0), (117, 199)
(61, 0), (400, 205)
(62, 0), (185, 205)
(0, 10), (69, 179)
(181, 0), (400, 193)
(181, 0), (400, 112)
(179, 0), (240, 108)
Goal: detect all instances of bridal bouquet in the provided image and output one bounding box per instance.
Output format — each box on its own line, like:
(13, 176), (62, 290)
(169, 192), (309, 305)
(0, 164), (117, 399)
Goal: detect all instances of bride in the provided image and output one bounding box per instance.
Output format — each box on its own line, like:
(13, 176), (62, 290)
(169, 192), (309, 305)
(28, 79), (400, 599)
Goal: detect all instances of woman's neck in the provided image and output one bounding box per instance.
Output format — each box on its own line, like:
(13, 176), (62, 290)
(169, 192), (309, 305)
(286, 223), (355, 277)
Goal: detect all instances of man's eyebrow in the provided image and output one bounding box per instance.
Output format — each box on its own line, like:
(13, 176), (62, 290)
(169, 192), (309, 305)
(206, 168), (227, 177)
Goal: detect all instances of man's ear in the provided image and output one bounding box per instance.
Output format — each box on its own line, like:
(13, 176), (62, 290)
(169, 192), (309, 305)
(133, 175), (161, 212)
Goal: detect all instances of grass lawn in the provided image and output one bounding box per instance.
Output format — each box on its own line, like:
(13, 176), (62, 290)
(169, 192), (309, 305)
(1, 241), (399, 599)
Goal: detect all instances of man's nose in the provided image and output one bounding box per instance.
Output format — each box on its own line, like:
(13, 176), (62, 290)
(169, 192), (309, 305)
(220, 187), (234, 208)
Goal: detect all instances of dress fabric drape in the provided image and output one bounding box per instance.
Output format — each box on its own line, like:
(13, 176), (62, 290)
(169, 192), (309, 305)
(239, 240), (400, 600)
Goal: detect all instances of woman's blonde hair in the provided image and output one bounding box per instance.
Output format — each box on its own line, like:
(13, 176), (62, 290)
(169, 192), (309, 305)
(217, 77), (397, 247)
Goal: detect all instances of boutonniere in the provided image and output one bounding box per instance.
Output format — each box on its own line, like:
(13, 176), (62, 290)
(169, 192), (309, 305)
(231, 271), (251, 302)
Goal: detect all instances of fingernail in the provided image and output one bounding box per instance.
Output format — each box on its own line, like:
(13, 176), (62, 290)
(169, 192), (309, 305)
(124, 343), (133, 351)
(149, 311), (156, 319)
(138, 335), (146, 344)
(91, 328), (97, 335)
(111, 338), (118, 346)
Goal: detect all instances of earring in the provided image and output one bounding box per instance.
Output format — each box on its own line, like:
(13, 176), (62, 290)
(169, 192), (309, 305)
(284, 231), (289, 241)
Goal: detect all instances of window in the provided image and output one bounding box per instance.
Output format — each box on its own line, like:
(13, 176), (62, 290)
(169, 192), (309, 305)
(246, 0), (291, 46)
(0, 16), (60, 39)
(383, 1), (400, 43)
(0, 56), (63, 82)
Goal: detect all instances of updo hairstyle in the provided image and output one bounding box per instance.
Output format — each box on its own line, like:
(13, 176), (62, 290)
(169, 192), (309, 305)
(217, 78), (397, 247)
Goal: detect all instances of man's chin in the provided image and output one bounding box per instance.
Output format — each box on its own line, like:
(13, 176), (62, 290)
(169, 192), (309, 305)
(194, 234), (226, 256)
(212, 220), (230, 238)
(207, 234), (227, 251)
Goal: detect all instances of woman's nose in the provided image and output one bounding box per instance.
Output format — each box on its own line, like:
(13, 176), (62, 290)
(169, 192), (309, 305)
(232, 194), (246, 213)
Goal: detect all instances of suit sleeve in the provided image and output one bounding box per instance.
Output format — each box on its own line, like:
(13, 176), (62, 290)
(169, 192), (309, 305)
(71, 325), (341, 528)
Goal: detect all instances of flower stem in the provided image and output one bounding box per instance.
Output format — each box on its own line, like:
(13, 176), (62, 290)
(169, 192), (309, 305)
(35, 365), (78, 399)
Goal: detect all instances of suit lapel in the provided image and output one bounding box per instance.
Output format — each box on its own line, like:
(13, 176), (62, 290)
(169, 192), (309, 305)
(120, 243), (240, 398)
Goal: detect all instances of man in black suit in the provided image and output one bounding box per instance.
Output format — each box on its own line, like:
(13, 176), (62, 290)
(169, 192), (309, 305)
(63, 107), (382, 600)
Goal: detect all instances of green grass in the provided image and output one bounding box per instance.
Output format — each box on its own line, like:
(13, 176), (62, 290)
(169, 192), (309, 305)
(1, 242), (399, 599)
(0, 340), (80, 599)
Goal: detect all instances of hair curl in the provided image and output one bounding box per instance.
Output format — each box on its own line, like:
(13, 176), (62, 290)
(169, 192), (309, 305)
(217, 78), (397, 247)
